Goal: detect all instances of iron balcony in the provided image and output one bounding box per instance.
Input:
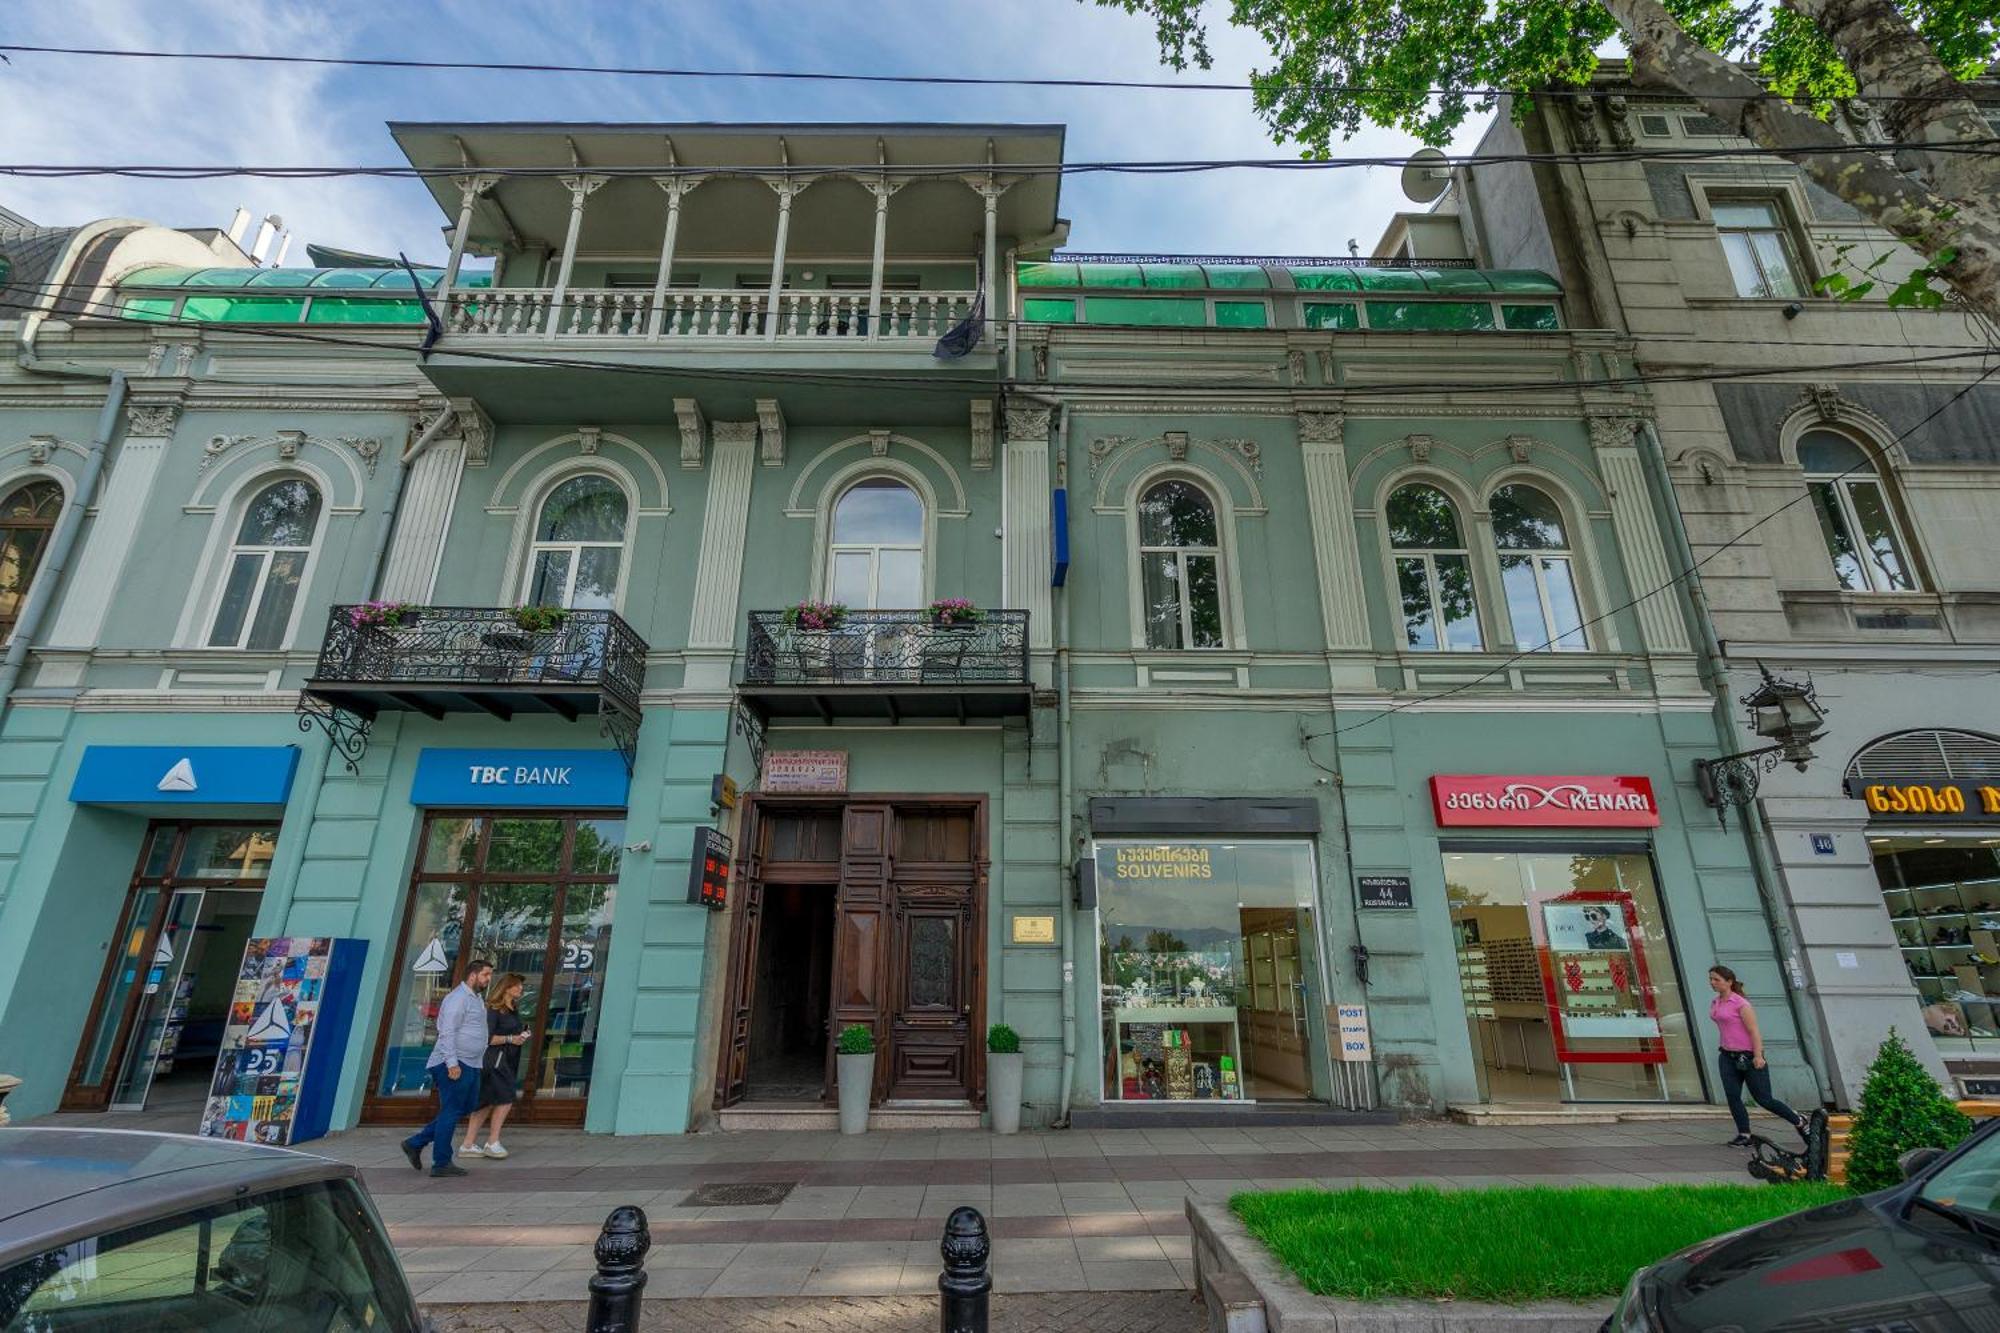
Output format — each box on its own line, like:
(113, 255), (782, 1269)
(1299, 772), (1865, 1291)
(739, 610), (1031, 723)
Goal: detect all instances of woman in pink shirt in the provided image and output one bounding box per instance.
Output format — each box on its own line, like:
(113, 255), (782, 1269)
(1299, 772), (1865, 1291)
(1709, 965), (1808, 1148)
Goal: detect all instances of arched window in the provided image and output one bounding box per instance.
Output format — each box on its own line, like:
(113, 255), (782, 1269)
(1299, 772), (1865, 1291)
(1490, 483), (1587, 652)
(828, 476), (924, 608)
(1799, 429), (1917, 592)
(1137, 478), (1224, 649)
(527, 474), (628, 609)
(1388, 483), (1482, 651)
(207, 477), (321, 649)
(0, 479), (63, 636)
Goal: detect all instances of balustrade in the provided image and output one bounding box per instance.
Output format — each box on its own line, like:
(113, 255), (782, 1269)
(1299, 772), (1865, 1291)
(442, 288), (980, 343)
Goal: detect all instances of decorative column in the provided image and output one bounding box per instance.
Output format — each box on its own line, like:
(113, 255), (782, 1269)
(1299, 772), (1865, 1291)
(1002, 407), (1054, 653)
(964, 176), (1011, 347)
(684, 421), (760, 691)
(762, 178), (814, 340)
(1296, 409), (1373, 651)
(378, 399), (491, 603)
(438, 173), (498, 311)
(646, 176), (703, 340)
(864, 177), (905, 339)
(544, 173), (607, 335)
(1591, 415), (1691, 654)
(47, 401), (179, 648)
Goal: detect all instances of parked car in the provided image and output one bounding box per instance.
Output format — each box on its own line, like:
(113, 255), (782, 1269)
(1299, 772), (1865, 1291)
(0, 1127), (429, 1332)
(1609, 1118), (2000, 1331)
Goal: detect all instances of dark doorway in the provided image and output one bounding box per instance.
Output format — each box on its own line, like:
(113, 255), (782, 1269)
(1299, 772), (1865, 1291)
(744, 883), (835, 1101)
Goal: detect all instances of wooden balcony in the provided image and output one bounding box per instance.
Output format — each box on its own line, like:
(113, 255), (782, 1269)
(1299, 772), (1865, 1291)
(297, 606), (647, 769)
(738, 610), (1030, 723)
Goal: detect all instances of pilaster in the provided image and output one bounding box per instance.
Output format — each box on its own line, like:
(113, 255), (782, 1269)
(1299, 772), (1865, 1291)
(48, 402), (178, 647)
(1297, 410), (1372, 652)
(1002, 409), (1053, 653)
(1592, 417), (1692, 655)
(378, 434), (468, 603)
(685, 423), (759, 687)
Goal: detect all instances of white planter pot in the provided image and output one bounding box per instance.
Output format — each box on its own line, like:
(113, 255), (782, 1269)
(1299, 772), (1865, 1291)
(836, 1051), (874, 1135)
(987, 1052), (1024, 1134)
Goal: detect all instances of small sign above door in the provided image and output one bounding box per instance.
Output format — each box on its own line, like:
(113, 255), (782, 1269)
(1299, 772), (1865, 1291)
(762, 750), (848, 794)
(1357, 875), (1414, 910)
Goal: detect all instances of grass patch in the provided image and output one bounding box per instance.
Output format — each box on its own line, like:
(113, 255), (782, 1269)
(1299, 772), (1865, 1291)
(1231, 1183), (1849, 1304)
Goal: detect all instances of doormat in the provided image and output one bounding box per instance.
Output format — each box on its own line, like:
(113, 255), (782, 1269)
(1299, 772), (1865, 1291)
(683, 1182), (797, 1207)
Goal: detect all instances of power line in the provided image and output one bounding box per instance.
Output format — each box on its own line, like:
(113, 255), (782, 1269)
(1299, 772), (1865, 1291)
(1331, 356), (2000, 736)
(6, 138), (2000, 183)
(1, 42), (1993, 105)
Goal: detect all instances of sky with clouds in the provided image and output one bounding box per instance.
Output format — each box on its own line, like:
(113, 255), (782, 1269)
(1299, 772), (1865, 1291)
(0, 0), (1491, 263)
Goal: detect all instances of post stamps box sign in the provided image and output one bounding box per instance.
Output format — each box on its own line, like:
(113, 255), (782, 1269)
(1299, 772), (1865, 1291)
(411, 749), (630, 808)
(1334, 1003), (1373, 1062)
(762, 750), (848, 794)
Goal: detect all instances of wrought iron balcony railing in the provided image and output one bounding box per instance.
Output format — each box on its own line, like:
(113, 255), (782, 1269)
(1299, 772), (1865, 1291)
(744, 610), (1028, 690)
(298, 606), (647, 769)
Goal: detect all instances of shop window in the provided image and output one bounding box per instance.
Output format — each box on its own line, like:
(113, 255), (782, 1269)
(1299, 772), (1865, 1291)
(0, 478), (63, 638)
(1445, 848), (1703, 1102)
(206, 477), (322, 651)
(1136, 478), (1226, 649)
(372, 813), (624, 1115)
(1712, 199), (1806, 298)
(525, 473), (628, 610)
(827, 475), (925, 609)
(1489, 483), (1588, 651)
(1799, 428), (1919, 593)
(1873, 835), (2000, 1052)
(1387, 483), (1483, 651)
(1095, 839), (1331, 1103)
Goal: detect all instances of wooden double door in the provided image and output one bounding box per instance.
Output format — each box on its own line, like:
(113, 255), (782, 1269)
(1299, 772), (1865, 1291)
(716, 797), (987, 1108)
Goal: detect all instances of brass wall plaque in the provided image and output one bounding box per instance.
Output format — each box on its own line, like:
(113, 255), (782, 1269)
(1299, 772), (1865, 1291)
(1011, 914), (1056, 944)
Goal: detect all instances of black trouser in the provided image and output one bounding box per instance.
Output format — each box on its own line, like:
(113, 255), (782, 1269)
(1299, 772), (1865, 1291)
(1717, 1049), (1800, 1135)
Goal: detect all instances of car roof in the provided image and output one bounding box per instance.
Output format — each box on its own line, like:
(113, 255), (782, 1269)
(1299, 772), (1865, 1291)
(0, 1128), (355, 1267)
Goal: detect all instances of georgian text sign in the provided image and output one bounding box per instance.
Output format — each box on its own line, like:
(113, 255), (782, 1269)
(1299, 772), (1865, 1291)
(761, 750), (848, 794)
(1429, 774), (1661, 829)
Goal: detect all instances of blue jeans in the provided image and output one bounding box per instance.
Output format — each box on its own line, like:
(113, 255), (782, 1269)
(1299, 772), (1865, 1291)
(405, 1065), (479, 1169)
(1717, 1050), (1801, 1136)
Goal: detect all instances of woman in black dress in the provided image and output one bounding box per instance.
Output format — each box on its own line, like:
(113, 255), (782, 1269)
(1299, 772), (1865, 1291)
(459, 972), (528, 1159)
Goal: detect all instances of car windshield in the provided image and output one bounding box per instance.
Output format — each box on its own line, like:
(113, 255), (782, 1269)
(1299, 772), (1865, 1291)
(1920, 1129), (2000, 1221)
(0, 1179), (421, 1333)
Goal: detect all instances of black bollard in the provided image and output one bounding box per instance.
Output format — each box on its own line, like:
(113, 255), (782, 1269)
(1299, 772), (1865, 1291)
(938, 1205), (991, 1333)
(585, 1205), (651, 1333)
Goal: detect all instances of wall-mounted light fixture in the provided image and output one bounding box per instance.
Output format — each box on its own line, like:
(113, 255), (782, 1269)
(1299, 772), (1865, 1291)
(1694, 665), (1828, 826)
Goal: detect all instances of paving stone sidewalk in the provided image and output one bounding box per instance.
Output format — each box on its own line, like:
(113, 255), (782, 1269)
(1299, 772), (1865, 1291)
(296, 1118), (1759, 1304)
(426, 1293), (1205, 1332)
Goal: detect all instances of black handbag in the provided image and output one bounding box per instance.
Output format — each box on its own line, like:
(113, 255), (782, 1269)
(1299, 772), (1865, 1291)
(1728, 1050), (1755, 1074)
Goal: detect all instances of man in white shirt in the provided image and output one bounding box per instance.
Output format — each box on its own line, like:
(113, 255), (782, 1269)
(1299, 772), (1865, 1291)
(402, 958), (492, 1178)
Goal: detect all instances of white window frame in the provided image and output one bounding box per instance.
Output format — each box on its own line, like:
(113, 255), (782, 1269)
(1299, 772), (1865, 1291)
(1488, 482), (1590, 652)
(825, 475), (927, 610)
(1134, 476), (1228, 651)
(521, 471), (631, 610)
(1384, 481), (1485, 654)
(1690, 184), (1813, 300)
(205, 475), (325, 651)
(1799, 431), (1922, 594)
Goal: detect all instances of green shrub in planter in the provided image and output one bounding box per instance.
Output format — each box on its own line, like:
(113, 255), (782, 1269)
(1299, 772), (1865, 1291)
(837, 1023), (875, 1055)
(509, 605), (570, 634)
(1846, 1027), (1974, 1192)
(987, 1023), (1020, 1054)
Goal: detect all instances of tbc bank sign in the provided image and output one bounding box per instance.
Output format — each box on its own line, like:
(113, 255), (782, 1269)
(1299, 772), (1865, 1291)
(411, 748), (630, 809)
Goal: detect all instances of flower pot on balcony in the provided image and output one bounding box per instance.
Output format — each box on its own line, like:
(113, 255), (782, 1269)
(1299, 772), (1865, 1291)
(987, 1052), (1024, 1135)
(836, 1052), (874, 1135)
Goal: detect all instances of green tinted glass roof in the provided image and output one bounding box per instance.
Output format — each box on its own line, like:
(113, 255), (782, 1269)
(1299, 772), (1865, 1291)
(1017, 259), (1558, 297)
(115, 265), (490, 290)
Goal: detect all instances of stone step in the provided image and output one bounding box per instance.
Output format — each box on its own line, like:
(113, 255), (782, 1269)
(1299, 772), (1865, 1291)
(1446, 1101), (1733, 1127)
(717, 1101), (984, 1132)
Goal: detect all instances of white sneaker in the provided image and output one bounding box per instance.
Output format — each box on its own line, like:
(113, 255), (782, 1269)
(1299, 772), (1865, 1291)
(459, 1144), (486, 1157)
(484, 1142), (508, 1159)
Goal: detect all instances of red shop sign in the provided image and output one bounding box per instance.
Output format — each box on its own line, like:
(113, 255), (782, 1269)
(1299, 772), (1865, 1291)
(1430, 774), (1661, 828)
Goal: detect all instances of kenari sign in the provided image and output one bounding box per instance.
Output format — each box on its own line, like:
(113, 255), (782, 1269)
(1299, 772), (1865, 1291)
(1430, 775), (1661, 828)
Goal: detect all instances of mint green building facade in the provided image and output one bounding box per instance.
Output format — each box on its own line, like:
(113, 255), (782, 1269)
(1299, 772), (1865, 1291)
(0, 120), (1814, 1136)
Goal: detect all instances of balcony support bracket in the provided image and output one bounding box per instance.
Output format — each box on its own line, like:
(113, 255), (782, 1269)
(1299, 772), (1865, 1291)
(600, 701), (641, 775)
(296, 694), (374, 773)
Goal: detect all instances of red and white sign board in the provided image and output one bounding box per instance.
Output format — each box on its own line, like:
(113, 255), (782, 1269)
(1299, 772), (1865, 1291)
(761, 749), (848, 794)
(1430, 774), (1660, 828)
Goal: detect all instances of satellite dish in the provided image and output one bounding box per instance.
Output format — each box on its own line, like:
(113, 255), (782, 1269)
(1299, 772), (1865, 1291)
(1400, 148), (1451, 204)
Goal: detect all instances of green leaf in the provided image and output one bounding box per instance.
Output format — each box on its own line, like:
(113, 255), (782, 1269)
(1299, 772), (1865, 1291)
(1845, 1028), (1974, 1192)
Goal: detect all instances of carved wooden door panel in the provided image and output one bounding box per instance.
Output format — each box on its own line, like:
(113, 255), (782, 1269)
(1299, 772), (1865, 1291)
(887, 886), (975, 1100)
(713, 839), (766, 1108)
(831, 804), (893, 1102)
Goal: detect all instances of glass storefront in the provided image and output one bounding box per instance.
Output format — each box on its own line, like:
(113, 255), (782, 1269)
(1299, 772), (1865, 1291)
(369, 812), (622, 1120)
(1094, 839), (1332, 1103)
(1872, 833), (2000, 1053)
(1445, 847), (1703, 1103)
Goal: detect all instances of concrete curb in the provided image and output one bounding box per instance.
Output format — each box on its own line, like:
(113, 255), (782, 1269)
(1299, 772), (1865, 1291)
(1186, 1196), (1611, 1333)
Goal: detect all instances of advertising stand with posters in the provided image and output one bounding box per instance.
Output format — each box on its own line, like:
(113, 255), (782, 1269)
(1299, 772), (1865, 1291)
(198, 936), (368, 1146)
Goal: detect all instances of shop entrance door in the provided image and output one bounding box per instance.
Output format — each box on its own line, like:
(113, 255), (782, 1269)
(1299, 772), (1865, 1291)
(62, 824), (277, 1114)
(363, 812), (623, 1126)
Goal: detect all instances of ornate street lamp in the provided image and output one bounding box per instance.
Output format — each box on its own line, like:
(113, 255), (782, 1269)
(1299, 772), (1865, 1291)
(1694, 665), (1828, 826)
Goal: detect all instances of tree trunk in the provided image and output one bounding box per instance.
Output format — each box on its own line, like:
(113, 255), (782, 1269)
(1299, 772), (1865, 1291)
(1600, 0), (2000, 327)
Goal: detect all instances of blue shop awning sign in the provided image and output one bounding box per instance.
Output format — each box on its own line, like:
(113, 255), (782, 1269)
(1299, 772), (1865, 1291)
(71, 745), (301, 807)
(411, 748), (630, 808)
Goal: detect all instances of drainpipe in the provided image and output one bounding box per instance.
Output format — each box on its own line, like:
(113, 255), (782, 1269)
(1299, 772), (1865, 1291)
(0, 368), (126, 724)
(1052, 402), (1078, 1126)
(1634, 420), (1834, 1104)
